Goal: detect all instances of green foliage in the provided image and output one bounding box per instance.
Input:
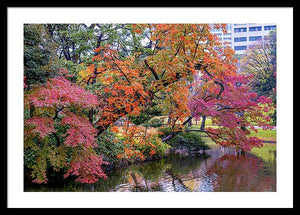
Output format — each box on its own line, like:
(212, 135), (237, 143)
(95, 130), (125, 165)
(24, 148), (37, 169)
(24, 24), (61, 86)
(271, 110), (276, 126)
(46, 24), (97, 61)
(146, 118), (164, 128)
(24, 125), (71, 183)
(158, 127), (209, 151)
(129, 105), (163, 125)
(157, 126), (172, 138)
(128, 113), (151, 125)
(169, 132), (210, 151)
(144, 135), (171, 158)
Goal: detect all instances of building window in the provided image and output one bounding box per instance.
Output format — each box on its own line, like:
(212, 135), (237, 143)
(264, 25), (276, 31)
(234, 46), (247, 51)
(212, 29), (222, 32)
(234, 37), (247, 42)
(249, 26), (262, 32)
(234, 27), (247, 33)
(249, 36), (262, 41)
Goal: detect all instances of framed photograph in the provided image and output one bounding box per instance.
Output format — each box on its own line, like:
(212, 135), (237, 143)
(6, 6), (294, 212)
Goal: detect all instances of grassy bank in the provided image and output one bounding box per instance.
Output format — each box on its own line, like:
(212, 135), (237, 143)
(200, 131), (276, 163)
(249, 129), (276, 162)
(251, 143), (276, 163)
(188, 117), (276, 141)
(248, 129), (276, 141)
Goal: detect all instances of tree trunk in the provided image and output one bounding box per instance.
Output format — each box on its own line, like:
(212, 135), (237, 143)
(162, 116), (193, 142)
(130, 172), (139, 187)
(88, 108), (93, 124)
(200, 115), (206, 131)
(167, 112), (171, 124)
(188, 118), (193, 126)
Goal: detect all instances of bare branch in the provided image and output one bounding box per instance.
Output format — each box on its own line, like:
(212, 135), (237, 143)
(144, 60), (160, 80)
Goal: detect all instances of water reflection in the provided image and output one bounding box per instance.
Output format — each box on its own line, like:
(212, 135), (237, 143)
(24, 146), (276, 192)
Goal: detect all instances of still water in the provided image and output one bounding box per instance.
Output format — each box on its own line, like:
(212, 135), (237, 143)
(24, 145), (276, 192)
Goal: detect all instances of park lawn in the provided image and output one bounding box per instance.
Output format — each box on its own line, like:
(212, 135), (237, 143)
(248, 129), (276, 163)
(188, 117), (218, 130)
(199, 133), (217, 147)
(248, 129), (276, 141)
(191, 117), (213, 127)
(250, 143), (276, 164)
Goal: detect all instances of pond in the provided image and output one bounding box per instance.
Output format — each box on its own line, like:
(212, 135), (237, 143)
(24, 145), (276, 192)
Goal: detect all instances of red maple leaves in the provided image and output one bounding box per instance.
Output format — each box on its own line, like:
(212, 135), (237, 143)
(25, 116), (55, 139)
(24, 75), (107, 184)
(188, 71), (274, 151)
(61, 112), (98, 148)
(63, 149), (108, 183)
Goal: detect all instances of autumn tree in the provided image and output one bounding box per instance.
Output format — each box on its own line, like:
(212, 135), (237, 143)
(24, 74), (108, 184)
(188, 71), (274, 152)
(79, 24), (226, 134)
(24, 23), (274, 184)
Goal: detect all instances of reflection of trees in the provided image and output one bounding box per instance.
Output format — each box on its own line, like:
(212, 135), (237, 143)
(156, 154), (211, 192)
(104, 154), (211, 191)
(25, 148), (276, 192)
(165, 168), (191, 191)
(132, 159), (171, 181)
(206, 154), (276, 191)
(93, 170), (129, 191)
(166, 153), (210, 176)
(99, 159), (172, 191)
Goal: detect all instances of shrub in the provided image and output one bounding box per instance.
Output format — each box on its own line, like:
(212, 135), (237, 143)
(95, 130), (125, 165)
(128, 105), (163, 125)
(157, 126), (172, 138)
(114, 126), (171, 161)
(147, 118), (164, 128)
(158, 127), (209, 151)
(169, 132), (210, 151)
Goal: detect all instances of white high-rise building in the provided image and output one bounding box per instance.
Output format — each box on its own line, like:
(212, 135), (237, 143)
(210, 23), (233, 48)
(211, 23), (276, 56)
